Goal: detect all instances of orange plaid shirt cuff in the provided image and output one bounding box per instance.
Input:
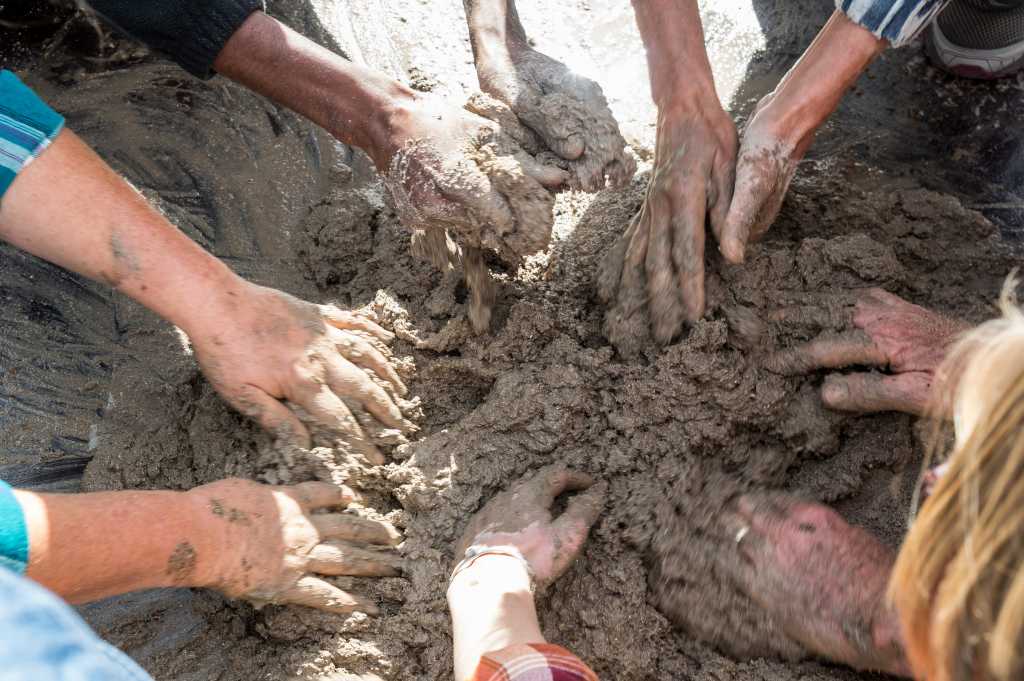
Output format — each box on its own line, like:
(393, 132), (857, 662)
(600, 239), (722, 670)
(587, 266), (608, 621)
(470, 643), (599, 681)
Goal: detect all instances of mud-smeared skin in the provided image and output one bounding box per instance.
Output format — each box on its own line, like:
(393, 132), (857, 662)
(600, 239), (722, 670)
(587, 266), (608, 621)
(598, 105), (739, 350)
(462, 0), (632, 190)
(767, 289), (971, 415)
(384, 99), (558, 266)
(720, 493), (908, 676)
(476, 48), (636, 192)
(456, 465), (607, 585)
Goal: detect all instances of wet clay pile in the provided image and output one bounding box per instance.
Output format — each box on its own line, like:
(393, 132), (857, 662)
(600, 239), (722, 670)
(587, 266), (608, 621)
(82, 105), (1017, 679)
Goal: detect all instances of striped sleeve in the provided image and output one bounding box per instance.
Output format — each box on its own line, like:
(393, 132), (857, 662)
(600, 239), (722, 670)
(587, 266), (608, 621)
(0, 71), (64, 199)
(837, 0), (951, 46)
(471, 644), (599, 681)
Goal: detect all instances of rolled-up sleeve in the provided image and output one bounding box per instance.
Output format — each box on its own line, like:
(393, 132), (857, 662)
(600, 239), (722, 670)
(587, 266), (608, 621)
(837, 0), (950, 46)
(84, 0), (265, 79)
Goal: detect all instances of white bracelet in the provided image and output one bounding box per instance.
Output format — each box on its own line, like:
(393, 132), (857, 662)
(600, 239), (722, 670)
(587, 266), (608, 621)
(448, 544), (535, 592)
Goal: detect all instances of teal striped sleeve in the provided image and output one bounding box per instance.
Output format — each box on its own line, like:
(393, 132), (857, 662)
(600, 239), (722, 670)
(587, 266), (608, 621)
(0, 70), (65, 199)
(0, 481), (29, 574)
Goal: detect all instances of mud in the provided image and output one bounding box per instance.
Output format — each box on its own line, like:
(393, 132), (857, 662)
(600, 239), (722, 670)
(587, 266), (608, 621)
(2, 1), (1024, 681)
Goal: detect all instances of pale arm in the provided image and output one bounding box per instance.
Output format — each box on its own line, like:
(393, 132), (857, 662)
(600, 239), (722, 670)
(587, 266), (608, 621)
(14, 479), (402, 612)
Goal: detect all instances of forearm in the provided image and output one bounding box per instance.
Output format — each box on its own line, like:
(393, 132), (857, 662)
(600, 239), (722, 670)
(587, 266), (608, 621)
(631, 0), (719, 109)
(14, 488), (214, 603)
(0, 129), (244, 338)
(213, 11), (415, 170)
(766, 10), (886, 139)
(448, 555), (544, 681)
(463, 0), (529, 61)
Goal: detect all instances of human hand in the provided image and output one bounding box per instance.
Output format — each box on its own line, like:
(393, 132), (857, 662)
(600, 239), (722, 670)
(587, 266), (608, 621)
(187, 478), (401, 615)
(474, 44), (635, 191)
(718, 492), (908, 675)
(599, 100), (738, 344)
(455, 465), (606, 585)
(765, 288), (968, 415)
(381, 95), (567, 266)
(188, 282), (414, 462)
(715, 93), (818, 264)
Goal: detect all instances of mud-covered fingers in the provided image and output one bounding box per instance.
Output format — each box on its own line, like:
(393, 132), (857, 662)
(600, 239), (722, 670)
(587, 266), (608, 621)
(510, 148), (569, 189)
(464, 92), (544, 155)
(226, 384), (311, 449)
(595, 216), (636, 304)
(519, 100), (586, 162)
(327, 327), (407, 397)
(530, 465), (595, 508)
(295, 383), (383, 464)
(645, 193), (684, 344)
(323, 355), (410, 432)
(708, 154), (737, 247)
(549, 480), (608, 576)
(821, 371), (932, 416)
(719, 145), (780, 264)
(283, 481), (359, 510)
(671, 180), (707, 323)
(275, 575), (378, 615)
(307, 541), (403, 577)
(765, 330), (888, 375)
(439, 165), (516, 251)
(319, 305), (394, 343)
(311, 513), (403, 546)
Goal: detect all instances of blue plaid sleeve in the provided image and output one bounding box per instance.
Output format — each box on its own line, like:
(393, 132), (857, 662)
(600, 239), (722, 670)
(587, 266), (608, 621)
(837, 0), (951, 46)
(0, 70), (65, 199)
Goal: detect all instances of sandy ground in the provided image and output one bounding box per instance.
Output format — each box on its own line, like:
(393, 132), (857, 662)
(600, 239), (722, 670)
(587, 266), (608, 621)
(1, 1), (1024, 679)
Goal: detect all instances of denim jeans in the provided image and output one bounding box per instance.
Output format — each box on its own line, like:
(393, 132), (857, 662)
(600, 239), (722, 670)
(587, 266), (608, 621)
(0, 567), (152, 681)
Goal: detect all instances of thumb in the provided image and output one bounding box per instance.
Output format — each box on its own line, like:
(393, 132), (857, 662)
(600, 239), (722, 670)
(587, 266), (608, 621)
(718, 159), (764, 264)
(550, 480), (608, 577)
(225, 384), (311, 449)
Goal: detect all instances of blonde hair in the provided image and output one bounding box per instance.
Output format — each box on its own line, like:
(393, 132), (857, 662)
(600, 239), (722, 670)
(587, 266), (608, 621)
(890, 281), (1024, 681)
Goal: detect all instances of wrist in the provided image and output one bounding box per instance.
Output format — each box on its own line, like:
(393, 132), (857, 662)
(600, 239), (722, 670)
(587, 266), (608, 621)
(181, 486), (233, 590)
(448, 552), (533, 600)
(362, 88), (421, 171)
(169, 264), (251, 340)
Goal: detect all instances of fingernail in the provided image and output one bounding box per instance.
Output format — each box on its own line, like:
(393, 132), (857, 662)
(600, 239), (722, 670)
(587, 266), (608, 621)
(720, 239), (745, 264)
(821, 378), (849, 407)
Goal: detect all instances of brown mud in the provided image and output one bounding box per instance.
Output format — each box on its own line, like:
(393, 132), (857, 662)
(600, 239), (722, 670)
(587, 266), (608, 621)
(1, 1), (1022, 681)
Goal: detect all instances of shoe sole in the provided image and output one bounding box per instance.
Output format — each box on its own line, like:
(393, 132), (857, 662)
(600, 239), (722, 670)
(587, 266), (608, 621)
(926, 19), (1024, 79)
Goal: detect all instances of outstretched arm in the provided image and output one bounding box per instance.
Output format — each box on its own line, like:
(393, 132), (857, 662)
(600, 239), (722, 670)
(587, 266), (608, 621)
(14, 479), (400, 612)
(0, 80), (410, 454)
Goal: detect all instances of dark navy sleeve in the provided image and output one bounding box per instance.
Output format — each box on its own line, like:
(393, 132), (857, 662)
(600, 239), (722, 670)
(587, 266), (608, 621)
(84, 0), (265, 78)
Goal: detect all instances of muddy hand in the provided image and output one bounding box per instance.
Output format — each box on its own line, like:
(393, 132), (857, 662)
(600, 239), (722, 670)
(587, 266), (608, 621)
(718, 94), (818, 264)
(464, 0), (634, 191)
(721, 492), (909, 675)
(456, 465), (607, 585)
(189, 282), (413, 463)
(599, 102), (738, 343)
(766, 289), (968, 415)
(382, 95), (566, 265)
(187, 478), (402, 615)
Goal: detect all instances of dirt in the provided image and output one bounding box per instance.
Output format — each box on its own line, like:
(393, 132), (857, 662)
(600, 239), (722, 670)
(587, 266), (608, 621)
(2, 1), (1024, 681)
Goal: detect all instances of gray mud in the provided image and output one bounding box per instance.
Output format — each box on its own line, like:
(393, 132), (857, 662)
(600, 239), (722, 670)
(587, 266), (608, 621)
(2, 1), (1023, 681)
